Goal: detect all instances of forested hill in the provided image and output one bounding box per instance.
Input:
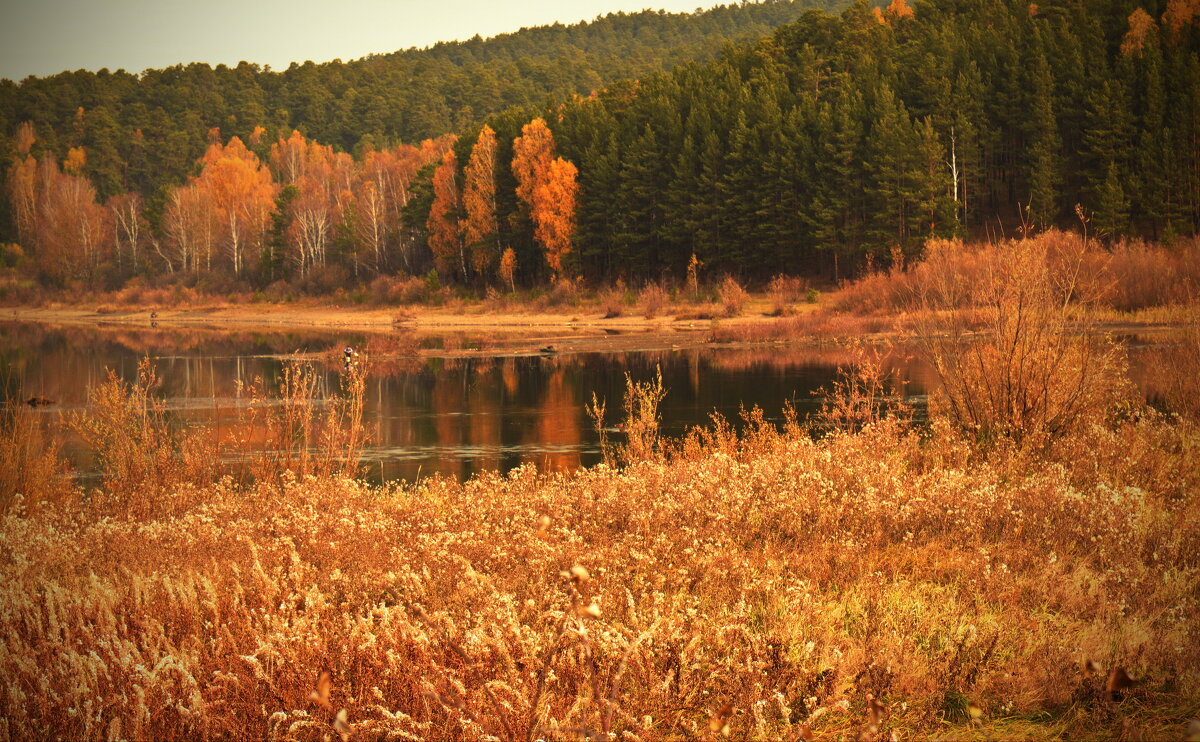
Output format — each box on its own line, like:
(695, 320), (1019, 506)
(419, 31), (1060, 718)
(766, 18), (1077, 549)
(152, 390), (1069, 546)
(0, 0), (842, 202)
(530, 0), (1200, 279)
(3, 0), (1198, 293)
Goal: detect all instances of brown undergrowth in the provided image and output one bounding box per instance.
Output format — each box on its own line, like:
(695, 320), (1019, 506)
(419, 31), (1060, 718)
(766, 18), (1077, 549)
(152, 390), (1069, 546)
(0, 397), (1196, 740)
(0, 263), (1198, 740)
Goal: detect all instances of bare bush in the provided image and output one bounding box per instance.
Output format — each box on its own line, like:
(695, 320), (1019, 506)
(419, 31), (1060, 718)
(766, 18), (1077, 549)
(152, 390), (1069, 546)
(0, 402), (68, 511)
(717, 276), (749, 317)
(913, 237), (1129, 451)
(638, 282), (669, 319)
(766, 274), (809, 315)
(817, 345), (912, 433)
(598, 288), (624, 319)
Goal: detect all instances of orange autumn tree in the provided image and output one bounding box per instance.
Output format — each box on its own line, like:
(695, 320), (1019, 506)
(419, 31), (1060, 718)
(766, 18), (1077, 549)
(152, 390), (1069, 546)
(534, 158), (578, 279)
(1163, 0), (1200, 36)
(463, 125), (499, 277)
(5, 132), (111, 284)
(42, 156), (110, 283)
(875, 0), (914, 24)
(511, 118), (578, 281)
(499, 247), (517, 292)
(195, 137), (276, 275)
(1121, 8), (1157, 55)
(270, 131), (354, 276)
(427, 148), (465, 278)
(512, 119), (554, 208)
(162, 182), (217, 272)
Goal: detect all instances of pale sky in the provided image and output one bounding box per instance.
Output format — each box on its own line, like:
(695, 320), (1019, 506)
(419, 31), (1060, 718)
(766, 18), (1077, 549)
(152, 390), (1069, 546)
(0, 0), (732, 81)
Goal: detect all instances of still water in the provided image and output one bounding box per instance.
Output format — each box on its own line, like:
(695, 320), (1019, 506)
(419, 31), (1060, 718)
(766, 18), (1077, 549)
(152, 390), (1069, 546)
(1, 321), (942, 481)
(1, 321), (1170, 482)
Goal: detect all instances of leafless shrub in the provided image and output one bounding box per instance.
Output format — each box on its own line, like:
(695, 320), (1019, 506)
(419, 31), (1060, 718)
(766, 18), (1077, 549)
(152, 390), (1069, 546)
(912, 236), (1130, 452)
(0, 402), (69, 511)
(717, 276), (749, 317)
(68, 358), (215, 517)
(638, 282), (669, 319)
(817, 345), (912, 433)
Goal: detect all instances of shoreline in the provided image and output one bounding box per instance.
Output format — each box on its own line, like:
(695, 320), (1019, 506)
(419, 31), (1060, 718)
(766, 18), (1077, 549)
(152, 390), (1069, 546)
(1, 302), (1187, 359)
(0, 301), (790, 357)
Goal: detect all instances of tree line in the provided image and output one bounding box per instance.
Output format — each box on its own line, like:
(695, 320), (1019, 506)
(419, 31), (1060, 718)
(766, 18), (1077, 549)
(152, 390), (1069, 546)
(541, 0), (1200, 281)
(0, 0), (834, 218)
(3, 0), (1198, 293)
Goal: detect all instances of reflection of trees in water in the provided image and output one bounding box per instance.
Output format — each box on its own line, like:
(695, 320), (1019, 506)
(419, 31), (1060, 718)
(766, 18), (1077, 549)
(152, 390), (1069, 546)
(533, 367), (581, 472)
(4, 322), (1180, 481)
(467, 366), (502, 473)
(432, 370), (466, 480)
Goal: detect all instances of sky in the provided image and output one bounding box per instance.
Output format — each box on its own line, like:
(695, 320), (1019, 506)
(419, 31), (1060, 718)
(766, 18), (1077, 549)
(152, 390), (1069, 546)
(0, 0), (732, 81)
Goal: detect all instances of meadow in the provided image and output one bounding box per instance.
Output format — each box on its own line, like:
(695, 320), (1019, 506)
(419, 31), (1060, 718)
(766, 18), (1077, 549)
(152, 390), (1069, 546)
(1, 232), (1198, 741)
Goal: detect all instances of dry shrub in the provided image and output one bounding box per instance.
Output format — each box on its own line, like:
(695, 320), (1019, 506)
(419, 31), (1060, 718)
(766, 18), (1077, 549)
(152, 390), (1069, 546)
(545, 277), (581, 308)
(1102, 239), (1192, 310)
(619, 365), (666, 462)
(0, 403), (68, 510)
(767, 274), (808, 315)
(816, 346), (912, 433)
(598, 288), (624, 319)
(370, 274), (429, 305)
(67, 359), (216, 517)
(62, 355), (369, 517)
(914, 237), (1130, 452)
(232, 358), (368, 482)
(717, 276), (749, 317)
(590, 366), (668, 465)
(836, 231), (1196, 315)
(483, 285), (509, 310)
(638, 282), (669, 319)
(1154, 311), (1200, 421)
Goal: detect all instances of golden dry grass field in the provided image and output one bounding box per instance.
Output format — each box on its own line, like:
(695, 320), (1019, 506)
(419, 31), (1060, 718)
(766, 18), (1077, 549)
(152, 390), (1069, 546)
(1, 233), (1198, 741)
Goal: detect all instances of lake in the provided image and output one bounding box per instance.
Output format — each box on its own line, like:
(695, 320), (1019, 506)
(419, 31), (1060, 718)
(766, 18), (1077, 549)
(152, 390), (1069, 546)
(0, 321), (1171, 482)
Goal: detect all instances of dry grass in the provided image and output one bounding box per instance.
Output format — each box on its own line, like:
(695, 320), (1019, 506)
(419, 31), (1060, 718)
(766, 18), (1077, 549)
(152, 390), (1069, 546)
(716, 277), (748, 318)
(0, 402), (67, 512)
(0, 396), (1196, 740)
(1153, 314), (1200, 422)
(639, 283), (669, 319)
(1, 261), (1198, 739)
(711, 311), (901, 343)
(835, 231), (1200, 316)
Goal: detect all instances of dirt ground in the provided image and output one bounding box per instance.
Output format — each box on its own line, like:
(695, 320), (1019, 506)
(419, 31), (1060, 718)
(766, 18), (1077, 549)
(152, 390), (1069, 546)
(0, 301), (795, 355)
(2, 299), (1184, 358)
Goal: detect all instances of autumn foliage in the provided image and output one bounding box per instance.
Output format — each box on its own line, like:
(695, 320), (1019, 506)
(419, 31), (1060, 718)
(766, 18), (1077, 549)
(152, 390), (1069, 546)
(197, 137), (276, 275)
(463, 125), (500, 275)
(512, 118), (579, 281)
(427, 148), (464, 278)
(5, 131), (110, 283)
(1121, 8), (1157, 56)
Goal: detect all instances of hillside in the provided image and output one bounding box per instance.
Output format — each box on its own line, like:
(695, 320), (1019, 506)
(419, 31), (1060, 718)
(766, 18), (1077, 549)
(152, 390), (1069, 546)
(0, 0), (843, 205)
(2, 0), (1197, 294)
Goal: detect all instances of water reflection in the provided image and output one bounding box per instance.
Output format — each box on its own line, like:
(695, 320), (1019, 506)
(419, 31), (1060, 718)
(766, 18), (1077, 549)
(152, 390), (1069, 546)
(4, 321), (1171, 482)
